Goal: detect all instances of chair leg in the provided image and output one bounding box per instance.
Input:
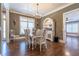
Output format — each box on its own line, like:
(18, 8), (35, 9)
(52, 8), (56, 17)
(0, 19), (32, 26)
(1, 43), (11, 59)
(32, 42), (34, 50)
(40, 44), (41, 52)
(32, 44), (34, 50)
(29, 40), (30, 48)
(35, 44), (36, 48)
(32, 38), (34, 50)
(35, 40), (37, 48)
(45, 43), (47, 49)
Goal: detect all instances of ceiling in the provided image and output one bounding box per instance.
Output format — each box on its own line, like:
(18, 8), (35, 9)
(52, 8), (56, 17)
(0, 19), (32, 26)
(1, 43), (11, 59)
(9, 3), (71, 17)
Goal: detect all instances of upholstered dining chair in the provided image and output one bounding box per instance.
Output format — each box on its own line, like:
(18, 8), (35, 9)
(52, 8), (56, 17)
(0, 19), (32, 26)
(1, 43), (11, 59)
(39, 29), (47, 51)
(32, 28), (36, 36)
(32, 29), (47, 51)
(25, 29), (31, 48)
(10, 29), (14, 41)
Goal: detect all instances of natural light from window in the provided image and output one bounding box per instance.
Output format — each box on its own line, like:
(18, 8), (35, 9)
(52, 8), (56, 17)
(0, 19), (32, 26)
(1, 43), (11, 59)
(20, 16), (35, 35)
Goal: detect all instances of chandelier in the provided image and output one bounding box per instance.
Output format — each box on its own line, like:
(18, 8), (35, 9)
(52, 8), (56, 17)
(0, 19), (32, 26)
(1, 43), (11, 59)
(35, 3), (41, 19)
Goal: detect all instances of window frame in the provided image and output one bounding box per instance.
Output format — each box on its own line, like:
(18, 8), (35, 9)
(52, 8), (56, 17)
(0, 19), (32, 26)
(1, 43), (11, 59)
(66, 21), (79, 34)
(19, 16), (35, 35)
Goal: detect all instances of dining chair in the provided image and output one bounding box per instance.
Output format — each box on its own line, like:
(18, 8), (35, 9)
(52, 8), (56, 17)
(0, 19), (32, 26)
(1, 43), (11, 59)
(32, 28), (36, 36)
(10, 29), (14, 41)
(25, 29), (31, 48)
(39, 29), (47, 51)
(32, 29), (47, 51)
(31, 28), (37, 50)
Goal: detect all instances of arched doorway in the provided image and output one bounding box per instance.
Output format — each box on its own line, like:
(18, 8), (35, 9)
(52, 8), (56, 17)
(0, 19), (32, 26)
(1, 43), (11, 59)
(43, 18), (54, 41)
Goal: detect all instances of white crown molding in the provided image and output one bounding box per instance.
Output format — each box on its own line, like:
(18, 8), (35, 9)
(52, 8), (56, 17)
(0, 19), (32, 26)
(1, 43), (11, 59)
(9, 3), (74, 18)
(43, 3), (74, 17)
(9, 10), (43, 19)
(9, 10), (34, 18)
(63, 8), (79, 15)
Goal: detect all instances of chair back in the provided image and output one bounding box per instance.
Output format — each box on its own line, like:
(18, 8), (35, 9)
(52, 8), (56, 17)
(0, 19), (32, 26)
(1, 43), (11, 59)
(25, 29), (30, 39)
(36, 29), (47, 43)
(42, 29), (47, 42)
(10, 29), (14, 38)
(25, 29), (30, 36)
(32, 28), (36, 36)
(36, 29), (43, 36)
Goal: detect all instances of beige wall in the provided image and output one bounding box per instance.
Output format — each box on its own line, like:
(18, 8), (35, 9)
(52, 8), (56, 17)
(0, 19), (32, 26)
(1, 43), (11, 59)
(35, 18), (41, 29)
(0, 3), (1, 26)
(0, 3), (1, 52)
(9, 12), (41, 35)
(9, 12), (20, 35)
(41, 3), (79, 39)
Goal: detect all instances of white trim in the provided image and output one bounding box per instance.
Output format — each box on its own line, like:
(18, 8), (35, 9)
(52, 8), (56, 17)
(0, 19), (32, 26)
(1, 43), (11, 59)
(63, 8), (79, 44)
(63, 8), (79, 15)
(9, 4), (74, 17)
(63, 13), (66, 43)
(43, 18), (54, 42)
(43, 3), (74, 17)
(1, 4), (3, 42)
(1, 3), (10, 43)
(9, 3), (74, 17)
(10, 10), (44, 18)
(9, 10), (34, 17)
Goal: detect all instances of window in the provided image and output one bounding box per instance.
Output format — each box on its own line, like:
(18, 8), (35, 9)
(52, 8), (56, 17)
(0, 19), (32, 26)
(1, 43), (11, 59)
(3, 13), (6, 39)
(20, 16), (35, 35)
(66, 22), (79, 33)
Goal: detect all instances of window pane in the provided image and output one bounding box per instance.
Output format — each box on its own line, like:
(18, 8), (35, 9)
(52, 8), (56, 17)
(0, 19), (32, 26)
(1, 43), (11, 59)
(27, 18), (35, 22)
(72, 23), (78, 33)
(20, 22), (27, 35)
(20, 16), (35, 35)
(28, 22), (34, 28)
(66, 22), (78, 33)
(67, 23), (72, 32)
(20, 16), (27, 22)
(28, 22), (34, 35)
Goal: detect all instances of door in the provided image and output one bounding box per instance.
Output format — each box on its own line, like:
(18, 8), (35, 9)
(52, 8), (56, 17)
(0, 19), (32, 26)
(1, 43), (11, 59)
(1, 3), (10, 43)
(63, 8), (79, 43)
(3, 17), (6, 40)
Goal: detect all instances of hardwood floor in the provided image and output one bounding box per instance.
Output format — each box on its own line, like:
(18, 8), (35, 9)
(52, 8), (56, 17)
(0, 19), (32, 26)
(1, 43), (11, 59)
(1, 36), (79, 56)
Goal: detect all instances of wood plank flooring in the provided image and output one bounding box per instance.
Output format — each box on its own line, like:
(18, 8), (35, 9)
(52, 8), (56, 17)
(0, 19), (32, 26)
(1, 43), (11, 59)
(1, 36), (79, 56)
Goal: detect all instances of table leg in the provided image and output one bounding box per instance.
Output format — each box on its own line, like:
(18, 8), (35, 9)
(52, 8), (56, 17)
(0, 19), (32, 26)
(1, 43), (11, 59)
(32, 37), (34, 50)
